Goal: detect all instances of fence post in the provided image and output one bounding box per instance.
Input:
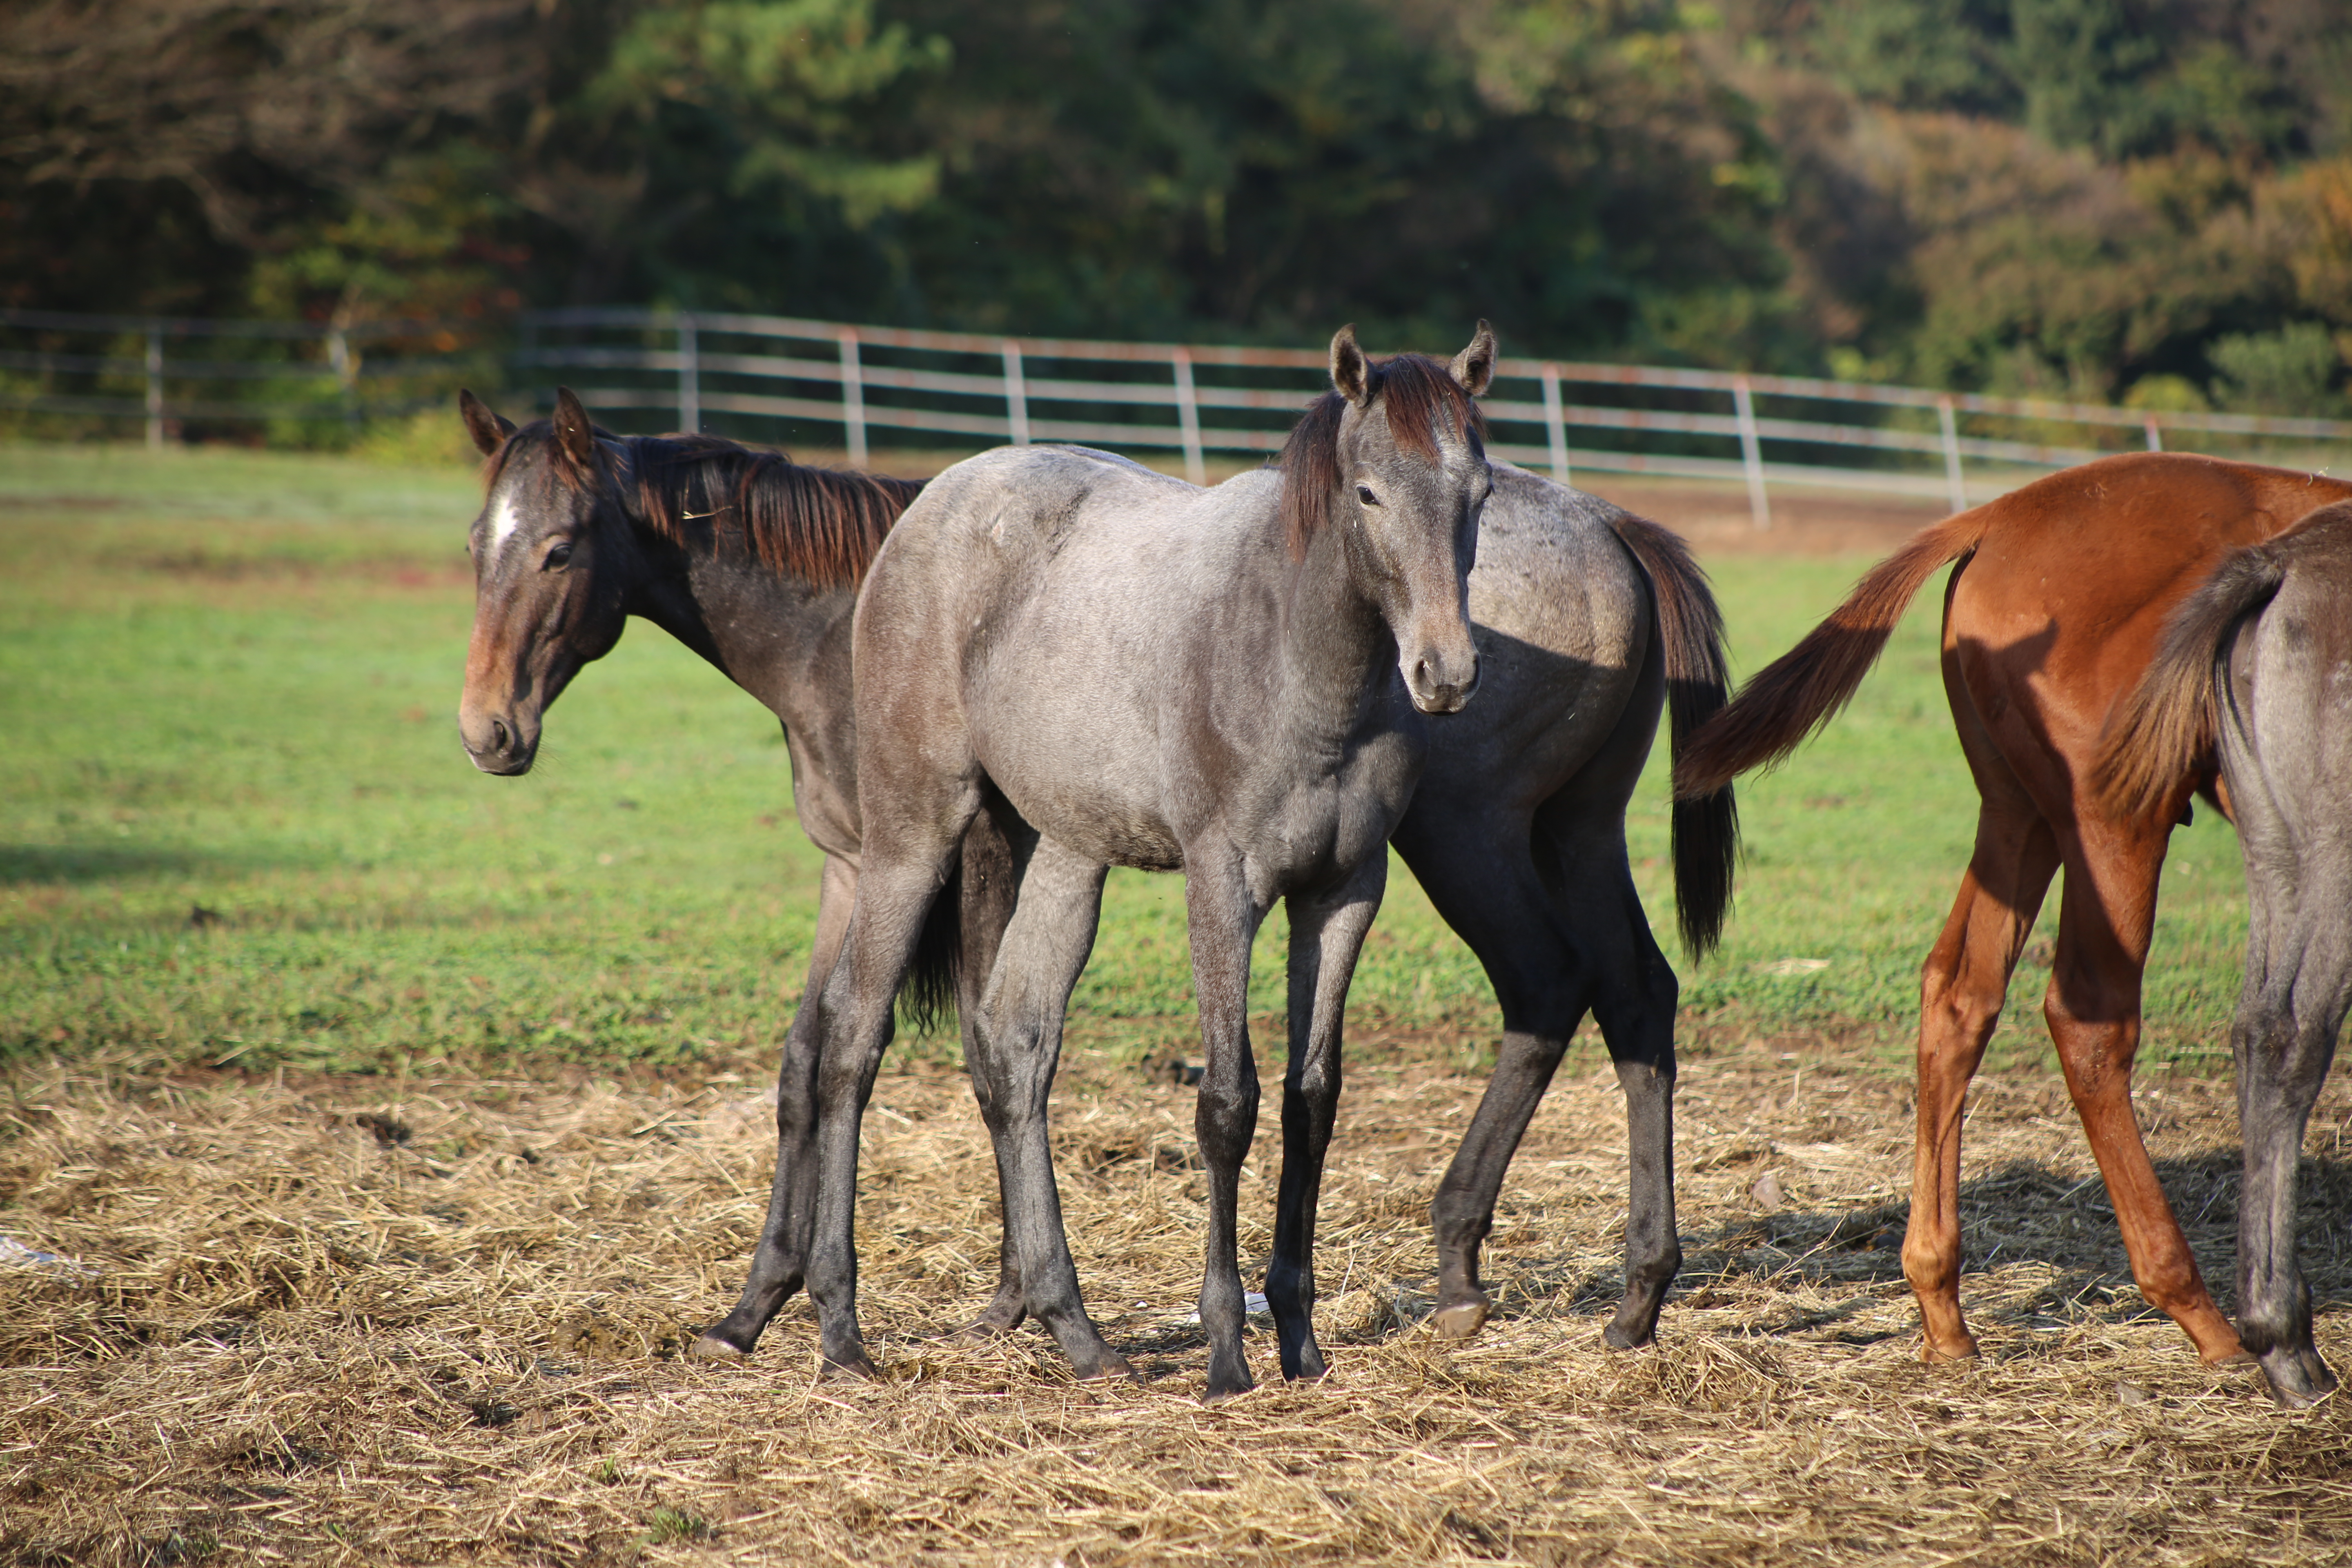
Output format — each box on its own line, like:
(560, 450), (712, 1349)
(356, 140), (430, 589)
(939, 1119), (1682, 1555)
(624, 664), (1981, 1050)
(327, 327), (359, 430)
(1541, 363), (1570, 484)
(677, 314), (700, 434)
(838, 329), (866, 467)
(1732, 374), (1770, 530)
(1173, 347), (1205, 485)
(1937, 396), (1967, 513)
(1001, 340), (1029, 445)
(145, 325), (165, 450)
(2144, 417), (2163, 452)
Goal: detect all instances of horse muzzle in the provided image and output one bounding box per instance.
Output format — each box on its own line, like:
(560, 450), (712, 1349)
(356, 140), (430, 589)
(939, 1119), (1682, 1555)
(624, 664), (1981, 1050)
(1404, 644), (1480, 715)
(459, 704), (539, 776)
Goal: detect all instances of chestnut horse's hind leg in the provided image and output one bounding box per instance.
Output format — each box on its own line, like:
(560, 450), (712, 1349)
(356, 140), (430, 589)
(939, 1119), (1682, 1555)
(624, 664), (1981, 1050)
(695, 852), (860, 1359)
(2040, 818), (2245, 1365)
(1902, 788), (2060, 1363)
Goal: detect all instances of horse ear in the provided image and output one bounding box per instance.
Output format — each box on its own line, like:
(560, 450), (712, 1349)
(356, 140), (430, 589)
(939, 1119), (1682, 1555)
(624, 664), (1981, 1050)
(458, 389), (514, 455)
(1449, 321), (1497, 398)
(1329, 324), (1372, 408)
(552, 387), (597, 467)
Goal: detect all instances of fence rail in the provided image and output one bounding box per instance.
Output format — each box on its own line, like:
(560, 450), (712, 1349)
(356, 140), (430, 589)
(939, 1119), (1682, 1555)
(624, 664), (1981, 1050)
(8, 304), (2350, 521)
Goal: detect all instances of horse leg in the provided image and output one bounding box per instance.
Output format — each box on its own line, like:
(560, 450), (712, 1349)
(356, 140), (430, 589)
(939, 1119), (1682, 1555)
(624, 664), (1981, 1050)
(2229, 814), (2350, 1403)
(1902, 795), (2060, 1363)
(1264, 854), (1387, 1381)
(2233, 932), (2348, 1404)
(1186, 852), (1268, 1401)
(2042, 822), (2245, 1365)
(1388, 809), (1588, 1341)
(949, 807), (1033, 1341)
(695, 851), (858, 1358)
(961, 837), (1132, 1378)
(804, 820), (977, 1379)
(1552, 820), (1686, 1352)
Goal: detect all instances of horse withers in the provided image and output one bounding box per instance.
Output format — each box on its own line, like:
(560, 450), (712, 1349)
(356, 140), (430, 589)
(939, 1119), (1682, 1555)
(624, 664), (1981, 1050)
(2098, 498), (2352, 1405)
(1674, 453), (2352, 1374)
(786, 325), (1493, 1399)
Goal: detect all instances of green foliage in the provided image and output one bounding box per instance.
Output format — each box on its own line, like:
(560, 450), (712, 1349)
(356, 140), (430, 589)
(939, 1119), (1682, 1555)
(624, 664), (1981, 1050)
(7, 0), (2352, 398)
(2208, 321), (2345, 415)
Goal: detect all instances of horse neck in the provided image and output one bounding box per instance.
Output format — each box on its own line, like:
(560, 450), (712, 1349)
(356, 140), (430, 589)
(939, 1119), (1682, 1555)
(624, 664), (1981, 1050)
(1267, 514), (1394, 735)
(613, 484), (860, 731)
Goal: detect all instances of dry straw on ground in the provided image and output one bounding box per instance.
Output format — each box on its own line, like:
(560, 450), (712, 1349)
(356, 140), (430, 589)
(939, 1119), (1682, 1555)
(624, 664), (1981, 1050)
(4, 1033), (2350, 1566)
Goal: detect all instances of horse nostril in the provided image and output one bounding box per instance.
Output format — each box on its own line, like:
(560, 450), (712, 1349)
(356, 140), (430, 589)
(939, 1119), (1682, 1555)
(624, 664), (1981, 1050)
(1412, 657), (1433, 692)
(489, 718), (510, 754)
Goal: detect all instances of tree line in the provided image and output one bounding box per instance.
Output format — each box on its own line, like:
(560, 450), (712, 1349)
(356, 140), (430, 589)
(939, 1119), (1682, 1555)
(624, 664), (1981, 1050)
(4, 0), (2348, 413)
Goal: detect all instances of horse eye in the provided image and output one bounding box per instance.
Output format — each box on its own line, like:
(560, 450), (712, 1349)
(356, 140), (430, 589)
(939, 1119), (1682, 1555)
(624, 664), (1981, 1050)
(544, 541), (574, 569)
(1356, 486), (1380, 506)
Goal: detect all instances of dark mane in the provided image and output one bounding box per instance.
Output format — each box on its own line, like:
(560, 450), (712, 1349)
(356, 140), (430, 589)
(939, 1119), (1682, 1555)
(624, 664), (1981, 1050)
(627, 434), (923, 590)
(481, 422), (922, 591)
(1278, 352), (1487, 559)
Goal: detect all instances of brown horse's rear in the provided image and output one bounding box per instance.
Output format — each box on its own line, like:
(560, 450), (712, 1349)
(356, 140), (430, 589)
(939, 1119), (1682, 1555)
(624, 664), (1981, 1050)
(1674, 452), (2352, 1373)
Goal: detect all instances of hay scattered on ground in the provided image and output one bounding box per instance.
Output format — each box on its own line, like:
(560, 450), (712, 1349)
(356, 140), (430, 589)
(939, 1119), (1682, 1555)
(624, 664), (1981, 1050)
(4, 1036), (2350, 1565)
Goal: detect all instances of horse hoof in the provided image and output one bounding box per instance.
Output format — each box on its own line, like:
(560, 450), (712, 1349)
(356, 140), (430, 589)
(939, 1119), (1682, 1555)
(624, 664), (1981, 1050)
(820, 1351), (879, 1383)
(1075, 1352), (1137, 1383)
(1432, 1299), (1490, 1341)
(1602, 1321), (1655, 1352)
(687, 1333), (748, 1362)
(2260, 1350), (2339, 1408)
(1919, 1339), (1979, 1365)
(2203, 1346), (2258, 1368)
(1202, 1376), (1256, 1405)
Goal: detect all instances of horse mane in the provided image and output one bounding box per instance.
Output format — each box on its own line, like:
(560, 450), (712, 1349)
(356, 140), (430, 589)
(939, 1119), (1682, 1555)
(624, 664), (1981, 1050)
(1279, 353), (1487, 560)
(626, 434), (923, 591)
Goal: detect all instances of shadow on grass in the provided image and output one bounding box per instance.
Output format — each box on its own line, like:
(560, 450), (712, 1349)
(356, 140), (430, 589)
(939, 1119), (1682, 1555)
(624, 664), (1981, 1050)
(0, 842), (272, 885)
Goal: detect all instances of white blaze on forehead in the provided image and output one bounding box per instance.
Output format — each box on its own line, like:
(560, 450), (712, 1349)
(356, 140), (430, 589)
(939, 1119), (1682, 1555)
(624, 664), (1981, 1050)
(487, 491), (525, 558)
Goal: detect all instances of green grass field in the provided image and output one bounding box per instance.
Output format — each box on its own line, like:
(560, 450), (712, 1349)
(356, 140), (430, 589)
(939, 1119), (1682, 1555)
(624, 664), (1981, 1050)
(0, 441), (2256, 1079)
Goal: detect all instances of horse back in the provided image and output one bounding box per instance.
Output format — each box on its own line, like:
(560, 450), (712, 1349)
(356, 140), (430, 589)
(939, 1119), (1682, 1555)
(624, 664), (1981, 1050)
(1944, 455), (2352, 793)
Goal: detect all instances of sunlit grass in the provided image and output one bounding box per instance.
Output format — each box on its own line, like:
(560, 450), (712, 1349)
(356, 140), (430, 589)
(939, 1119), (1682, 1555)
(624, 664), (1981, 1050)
(0, 442), (2251, 1077)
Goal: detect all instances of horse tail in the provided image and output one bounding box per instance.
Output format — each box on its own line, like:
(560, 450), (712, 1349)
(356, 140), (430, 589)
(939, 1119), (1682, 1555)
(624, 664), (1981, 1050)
(1673, 508), (1991, 798)
(2093, 543), (2289, 824)
(1606, 510), (1738, 957)
(896, 861), (962, 1035)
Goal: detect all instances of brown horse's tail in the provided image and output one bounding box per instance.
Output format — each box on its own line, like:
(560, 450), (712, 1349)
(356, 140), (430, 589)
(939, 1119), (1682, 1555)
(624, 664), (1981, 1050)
(2093, 543), (2289, 824)
(1607, 511), (1738, 957)
(1672, 508), (1991, 799)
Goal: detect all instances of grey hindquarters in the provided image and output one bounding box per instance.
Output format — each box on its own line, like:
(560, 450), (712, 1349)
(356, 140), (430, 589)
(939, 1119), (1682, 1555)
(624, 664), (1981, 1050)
(2218, 537), (2352, 1405)
(1401, 466), (1686, 1346)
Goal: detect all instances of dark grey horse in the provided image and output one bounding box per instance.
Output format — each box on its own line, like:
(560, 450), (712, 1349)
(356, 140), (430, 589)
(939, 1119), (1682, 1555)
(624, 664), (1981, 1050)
(789, 326), (1495, 1399)
(2097, 496), (2352, 1407)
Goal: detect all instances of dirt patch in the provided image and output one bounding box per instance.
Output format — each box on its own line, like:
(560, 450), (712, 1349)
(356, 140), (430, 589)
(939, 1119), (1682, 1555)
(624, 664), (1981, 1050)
(1576, 477), (1951, 561)
(4, 1040), (2348, 1564)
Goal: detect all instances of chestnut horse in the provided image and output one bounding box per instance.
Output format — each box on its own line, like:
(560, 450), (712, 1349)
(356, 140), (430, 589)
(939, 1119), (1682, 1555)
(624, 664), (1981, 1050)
(1674, 452), (2352, 1373)
(2098, 498), (2352, 1405)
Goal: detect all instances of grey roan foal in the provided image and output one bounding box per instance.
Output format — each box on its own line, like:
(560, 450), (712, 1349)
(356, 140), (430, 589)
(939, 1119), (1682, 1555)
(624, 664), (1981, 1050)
(795, 326), (1493, 1398)
(2097, 497), (2352, 1406)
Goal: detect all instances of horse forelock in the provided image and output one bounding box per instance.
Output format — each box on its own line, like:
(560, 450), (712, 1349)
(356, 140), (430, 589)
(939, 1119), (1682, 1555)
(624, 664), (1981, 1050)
(624, 434), (920, 591)
(1278, 353), (1486, 560)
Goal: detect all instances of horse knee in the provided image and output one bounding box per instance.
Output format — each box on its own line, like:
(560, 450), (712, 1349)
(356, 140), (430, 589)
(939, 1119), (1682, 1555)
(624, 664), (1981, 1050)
(1195, 1077), (1259, 1157)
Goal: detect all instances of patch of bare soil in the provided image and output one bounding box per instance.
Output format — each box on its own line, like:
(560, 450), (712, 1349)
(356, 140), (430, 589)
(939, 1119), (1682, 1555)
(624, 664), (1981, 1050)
(1576, 478), (1951, 561)
(4, 1041), (2349, 1565)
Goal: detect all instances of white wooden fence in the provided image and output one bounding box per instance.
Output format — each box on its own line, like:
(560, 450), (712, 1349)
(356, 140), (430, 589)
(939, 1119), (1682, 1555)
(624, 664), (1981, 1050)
(9, 304), (2348, 524)
(520, 307), (2352, 525)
